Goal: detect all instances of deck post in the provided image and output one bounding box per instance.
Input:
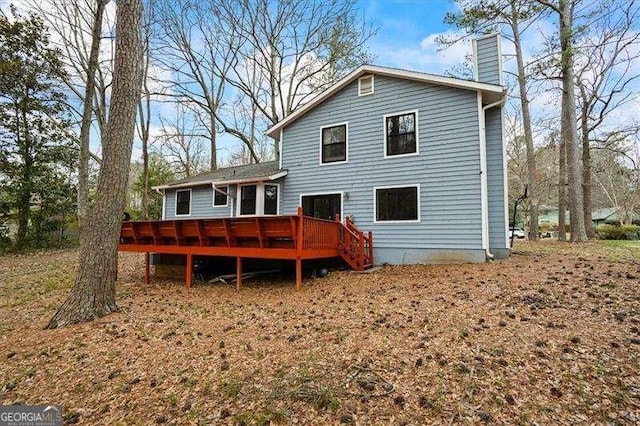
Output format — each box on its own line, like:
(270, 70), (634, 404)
(144, 252), (150, 285)
(236, 257), (242, 290)
(185, 253), (193, 289)
(296, 258), (302, 290)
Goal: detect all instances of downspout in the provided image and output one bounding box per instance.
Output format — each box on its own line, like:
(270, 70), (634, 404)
(480, 95), (507, 261)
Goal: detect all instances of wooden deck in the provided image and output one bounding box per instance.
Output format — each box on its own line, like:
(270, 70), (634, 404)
(119, 208), (373, 289)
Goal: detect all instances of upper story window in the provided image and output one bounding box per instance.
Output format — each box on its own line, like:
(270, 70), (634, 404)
(213, 185), (228, 207)
(175, 189), (191, 216)
(384, 111), (418, 157)
(374, 185), (420, 222)
(358, 75), (374, 96)
(320, 123), (347, 164)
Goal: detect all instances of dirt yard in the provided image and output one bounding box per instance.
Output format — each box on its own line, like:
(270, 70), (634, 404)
(1, 241), (639, 424)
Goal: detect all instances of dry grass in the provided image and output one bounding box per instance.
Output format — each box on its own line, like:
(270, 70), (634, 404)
(0, 241), (639, 424)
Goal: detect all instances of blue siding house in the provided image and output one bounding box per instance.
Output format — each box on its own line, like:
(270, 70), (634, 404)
(156, 34), (509, 264)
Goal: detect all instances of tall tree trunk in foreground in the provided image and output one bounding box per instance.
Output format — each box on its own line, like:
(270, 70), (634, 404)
(558, 0), (587, 241)
(510, 3), (539, 241)
(558, 137), (567, 242)
(77, 0), (107, 237)
(47, 0), (143, 329)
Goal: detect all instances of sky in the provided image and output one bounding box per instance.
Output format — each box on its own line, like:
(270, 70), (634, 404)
(360, 0), (465, 73)
(2, 0), (638, 165)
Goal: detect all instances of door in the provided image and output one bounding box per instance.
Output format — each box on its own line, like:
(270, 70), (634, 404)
(301, 193), (342, 220)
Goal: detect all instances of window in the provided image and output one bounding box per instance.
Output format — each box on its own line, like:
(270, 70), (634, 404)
(240, 185), (257, 215)
(301, 193), (341, 220)
(175, 189), (191, 216)
(375, 185), (419, 222)
(264, 184), (278, 215)
(237, 183), (279, 216)
(358, 75), (374, 96)
(385, 111), (418, 156)
(213, 186), (228, 207)
(321, 124), (347, 164)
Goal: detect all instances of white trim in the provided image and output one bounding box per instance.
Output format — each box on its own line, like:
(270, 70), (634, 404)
(161, 189), (166, 220)
(500, 103), (509, 248)
(299, 191), (344, 220)
(278, 128), (284, 170)
(383, 109), (420, 158)
(496, 34), (504, 86)
(477, 92), (489, 251)
(373, 184), (421, 224)
(474, 32), (502, 42)
(153, 170), (288, 191)
(236, 182), (280, 217)
(472, 38), (479, 81)
(265, 64), (505, 138)
(319, 121), (349, 165)
(264, 183), (281, 215)
(237, 183), (259, 216)
(358, 74), (375, 96)
(212, 184), (230, 208)
(174, 188), (192, 217)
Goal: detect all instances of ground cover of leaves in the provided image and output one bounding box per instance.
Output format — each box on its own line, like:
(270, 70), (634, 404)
(0, 241), (639, 425)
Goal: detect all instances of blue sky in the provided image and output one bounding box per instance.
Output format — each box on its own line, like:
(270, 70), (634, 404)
(360, 0), (465, 73)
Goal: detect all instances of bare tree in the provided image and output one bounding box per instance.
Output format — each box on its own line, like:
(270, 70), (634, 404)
(535, 0), (587, 241)
(47, 0), (143, 328)
(153, 0), (236, 170)
(25, 0), (115, 235)
(443, 0), (544, 240)
(217, 0), (375, 162)
(155, 101), (208, 178)
(574, 0), (640, 236)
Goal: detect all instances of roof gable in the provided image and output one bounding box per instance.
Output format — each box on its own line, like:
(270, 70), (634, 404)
(265, 64), (505, 138)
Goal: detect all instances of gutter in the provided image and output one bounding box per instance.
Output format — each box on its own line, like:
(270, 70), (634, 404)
(479, 95), (507, 261)
(152, 170), (288, 191)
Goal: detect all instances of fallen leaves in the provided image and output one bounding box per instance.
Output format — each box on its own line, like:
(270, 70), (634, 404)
(0, 241), (639, 424)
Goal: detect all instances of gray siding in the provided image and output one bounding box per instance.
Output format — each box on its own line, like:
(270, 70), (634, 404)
(164, 185), (233, 219)
(475, 35), (502, 86)
(281, 75), (484, 254)
(485, 107), (508, 255)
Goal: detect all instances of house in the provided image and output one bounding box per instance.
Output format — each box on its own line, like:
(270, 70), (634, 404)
(150, 34), (509, 267)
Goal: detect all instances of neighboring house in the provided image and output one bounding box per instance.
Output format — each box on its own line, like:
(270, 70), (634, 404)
(154, 34), (509, 264)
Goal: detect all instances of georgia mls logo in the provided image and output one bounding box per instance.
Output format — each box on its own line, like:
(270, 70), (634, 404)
(0, 404), (62, 425)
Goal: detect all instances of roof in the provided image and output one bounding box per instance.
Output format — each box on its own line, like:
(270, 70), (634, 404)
(265, 64), (506, 138)
(153, 161), (286, 190)
(592, 208), (618, 221)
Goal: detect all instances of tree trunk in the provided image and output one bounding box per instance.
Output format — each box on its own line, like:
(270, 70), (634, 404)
(47, 0), (143, 329)
(77, 0), (107, 236)
(580, 102), (594, 238)
(511, 5), (538, 241)
(559, 0), (587, 242)
(210, 113), (217, 170)
(558, 136), (567, 242)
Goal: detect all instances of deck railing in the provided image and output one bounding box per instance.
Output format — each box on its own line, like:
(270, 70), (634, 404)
(302, 216), (340, 250)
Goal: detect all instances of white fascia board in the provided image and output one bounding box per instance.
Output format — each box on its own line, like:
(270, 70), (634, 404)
(265, 64), (505, 138)
(152, 171), (288, 191)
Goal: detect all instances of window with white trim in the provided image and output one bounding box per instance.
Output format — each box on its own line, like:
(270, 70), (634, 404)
(264, 184), (278, 215)
(358, 75), (374, 96)
(385, 111), (417, 156)
(375, 186), (419, 222)
(175, 189), (191, 216)
(213, 185), (228, 207)
(321, 124), (347, 163)
(237, 183), (279, 216)
(240, 185), (257, 215)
